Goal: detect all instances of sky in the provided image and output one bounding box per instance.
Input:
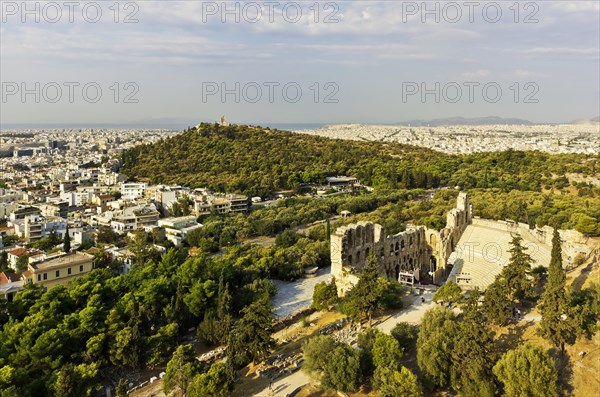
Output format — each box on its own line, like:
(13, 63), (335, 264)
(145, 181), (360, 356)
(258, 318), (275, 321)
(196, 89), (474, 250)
(0, 0), (599, 127)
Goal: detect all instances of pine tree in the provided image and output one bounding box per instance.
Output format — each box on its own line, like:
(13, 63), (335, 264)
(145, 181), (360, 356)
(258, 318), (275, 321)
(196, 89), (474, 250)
(482, 277), (511, 326)
(539, 229), (575, 352)
(493, 344), (558, 397)
(451, 291), (496, 397)
(502, 234), (533, 301)
(63, 225), (71, 253)
(163, 345), (200, 395)
(417, 307), (458, 388)
(227, 300), (274, 367)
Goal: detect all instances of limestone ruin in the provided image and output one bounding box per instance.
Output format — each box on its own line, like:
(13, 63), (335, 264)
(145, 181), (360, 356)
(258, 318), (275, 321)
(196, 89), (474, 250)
(331, 192), (473, 295)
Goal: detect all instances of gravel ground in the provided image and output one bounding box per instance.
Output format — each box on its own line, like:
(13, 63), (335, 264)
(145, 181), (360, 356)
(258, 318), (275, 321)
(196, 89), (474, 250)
(271, 268), (332, 318)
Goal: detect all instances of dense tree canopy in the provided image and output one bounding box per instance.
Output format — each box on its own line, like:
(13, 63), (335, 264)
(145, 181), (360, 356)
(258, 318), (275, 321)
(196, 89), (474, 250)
(302, 335), (363, 393)
(375, 366), (423, 397)
(311, 280), (338, 311)
(163, 345), (200, 396)
(432, 280), (463, 304)
(121, 124), (598, 199)
(0, 244), (278, 397)
(227, 299), (275, 367)
(416, 307), (458, 389)
(493, 344), (559, 397)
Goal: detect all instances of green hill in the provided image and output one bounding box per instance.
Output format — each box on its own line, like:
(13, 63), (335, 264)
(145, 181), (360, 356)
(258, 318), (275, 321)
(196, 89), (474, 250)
(120, 123), (597, 198)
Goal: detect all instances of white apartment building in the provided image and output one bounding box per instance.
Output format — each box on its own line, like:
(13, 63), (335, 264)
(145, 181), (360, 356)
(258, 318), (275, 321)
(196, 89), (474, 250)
(158, 216), (203, 247)
(20, 215), (68, 243)
(60, 191), (93, 207)
(121, 183), (147, 200)
(100, 172), (127, 186)
(80, 169), (100, 183)
(108, 204), (160, 233)
(0, 189), (24, 204)
(193, 194), (249, 216)
(0, 203), (19, 219)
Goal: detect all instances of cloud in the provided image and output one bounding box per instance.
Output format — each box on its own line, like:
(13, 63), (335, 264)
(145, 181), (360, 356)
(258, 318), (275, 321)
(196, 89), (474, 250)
(1, 25), (271, 66)
(546, 1), (600, 14)
(513, 69), (551, 78)
(462, 69), (491, 78)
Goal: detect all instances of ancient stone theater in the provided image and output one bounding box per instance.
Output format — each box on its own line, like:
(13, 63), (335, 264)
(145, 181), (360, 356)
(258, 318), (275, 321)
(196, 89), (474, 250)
(330, 192), (472, 295)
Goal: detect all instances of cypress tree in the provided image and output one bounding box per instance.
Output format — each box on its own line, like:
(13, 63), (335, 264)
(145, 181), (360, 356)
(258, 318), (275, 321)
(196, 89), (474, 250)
(539, 229), (575, 352)
(63, 225), (71, 253)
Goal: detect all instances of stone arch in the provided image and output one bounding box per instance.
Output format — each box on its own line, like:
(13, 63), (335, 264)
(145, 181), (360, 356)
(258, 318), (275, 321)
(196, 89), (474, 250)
(429, 233), (437, 246)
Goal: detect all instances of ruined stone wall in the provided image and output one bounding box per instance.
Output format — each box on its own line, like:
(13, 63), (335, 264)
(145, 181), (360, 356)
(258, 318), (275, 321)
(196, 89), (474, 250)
(331, 192), (473, 295)
(330, 222), (432, 295)
(425, 192), (472, 282)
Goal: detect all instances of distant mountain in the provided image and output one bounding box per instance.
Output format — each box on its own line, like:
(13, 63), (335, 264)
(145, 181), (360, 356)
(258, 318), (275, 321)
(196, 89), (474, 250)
(572, 116), (600, 124)
(396, 116), (534, 126)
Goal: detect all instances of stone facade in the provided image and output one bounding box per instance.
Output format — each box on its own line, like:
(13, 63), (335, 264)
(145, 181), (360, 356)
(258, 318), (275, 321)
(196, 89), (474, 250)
(426, 192), (472, 277)
(331, 192), (472, 295)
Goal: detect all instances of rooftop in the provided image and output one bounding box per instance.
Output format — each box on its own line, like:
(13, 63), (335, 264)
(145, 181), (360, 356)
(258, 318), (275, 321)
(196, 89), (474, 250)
(30, 252), (93, 271)
(8, 247), (28, 256)
(326, 176), (358, 183)
(0, 272), (21, 284)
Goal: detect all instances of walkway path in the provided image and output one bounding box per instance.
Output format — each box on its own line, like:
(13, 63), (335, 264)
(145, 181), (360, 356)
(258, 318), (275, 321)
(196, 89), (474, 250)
(250, 370), (311, 397)
(376, 288), (437, 334)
